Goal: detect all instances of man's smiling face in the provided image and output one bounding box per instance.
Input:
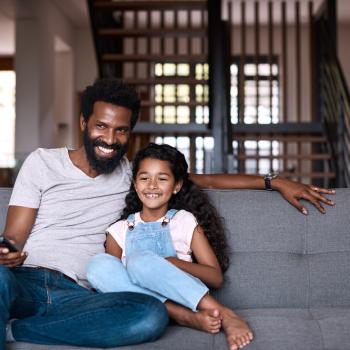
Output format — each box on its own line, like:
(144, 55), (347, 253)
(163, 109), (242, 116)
(82, 101), (131, 174)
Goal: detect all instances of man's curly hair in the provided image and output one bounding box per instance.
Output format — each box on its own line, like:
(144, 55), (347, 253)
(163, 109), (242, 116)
(81, 79), (140, 129)
(120, 143), (230, 272)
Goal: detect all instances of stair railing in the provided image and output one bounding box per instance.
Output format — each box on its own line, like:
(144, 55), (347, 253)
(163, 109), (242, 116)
(316, 19), (350, 187)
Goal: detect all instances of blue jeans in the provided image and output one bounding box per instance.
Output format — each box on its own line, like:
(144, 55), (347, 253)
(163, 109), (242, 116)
(0, 265), (168, 349)
(87, 252), (208, 311)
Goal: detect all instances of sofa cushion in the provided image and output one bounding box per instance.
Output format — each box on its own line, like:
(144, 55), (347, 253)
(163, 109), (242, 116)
(206, 189), (350, 310)
(0, 188), (11, 233)
(9, 308), (350, 350)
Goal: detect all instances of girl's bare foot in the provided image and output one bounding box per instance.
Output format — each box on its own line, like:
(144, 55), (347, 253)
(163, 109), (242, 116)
(166, 301), (222, 333)
(221, 308), (253, 350)
(186, 308), (222, 333)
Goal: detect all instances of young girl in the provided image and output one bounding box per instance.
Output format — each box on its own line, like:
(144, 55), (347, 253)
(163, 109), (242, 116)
(87, 143), (253, 350)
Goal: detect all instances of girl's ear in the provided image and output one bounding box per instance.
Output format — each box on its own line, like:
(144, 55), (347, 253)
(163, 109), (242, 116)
(173, 181), (183, 194)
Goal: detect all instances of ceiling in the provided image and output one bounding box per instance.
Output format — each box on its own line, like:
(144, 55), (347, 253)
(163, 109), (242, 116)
(52, 0), (89, 28)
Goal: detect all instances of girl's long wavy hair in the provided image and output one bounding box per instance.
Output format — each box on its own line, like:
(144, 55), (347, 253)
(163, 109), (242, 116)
(120, 143), (230, 272)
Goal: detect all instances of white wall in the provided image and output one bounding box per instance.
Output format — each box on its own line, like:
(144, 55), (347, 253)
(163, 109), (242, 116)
(74, 27), (97, 92)
(14, 0), (97, 165)
(0, 12), (14, 55)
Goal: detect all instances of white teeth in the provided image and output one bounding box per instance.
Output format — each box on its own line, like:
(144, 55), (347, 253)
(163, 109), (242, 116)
(97, 146), (114, 154)
(145, 193), (160, 198)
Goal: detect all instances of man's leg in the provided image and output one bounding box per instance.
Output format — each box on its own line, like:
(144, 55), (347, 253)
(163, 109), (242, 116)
(87, 253), (166, 302)
(0, 266), (45, 349)
(127, 251), (209, 311)
(11, 272), (168, 348)
(0, 265), (17, 348)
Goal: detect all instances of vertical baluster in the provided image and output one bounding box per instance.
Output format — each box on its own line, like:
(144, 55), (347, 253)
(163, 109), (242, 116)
(133, 11), (137, 79)
(254, 1), (260, 174)
(160, 10), (165, 125)
(174, 9), (179, 125)
(268, 1), (274, 172)
(281, 1), (287, 174)
(295, 1), (301, 182)
(201, 8), (206, 109)
(295, 1), (301, 122)
(239, 1), (245, 125)
(189, 9), (196, 173)
(282, 1), (287, 122)
(146, 9), (150, 119)
(309, 1), (316, 185)
(309, 1), (315, 121)
(228, 0), (233, 172)
(239, 1), (246, 172)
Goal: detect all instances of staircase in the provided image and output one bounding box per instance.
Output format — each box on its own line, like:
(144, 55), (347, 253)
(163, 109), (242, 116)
(87, 0), (350, 187)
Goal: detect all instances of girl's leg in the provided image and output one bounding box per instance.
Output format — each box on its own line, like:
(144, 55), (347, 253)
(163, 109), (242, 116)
(126, 251), (208, 311)
(126, 251), (252, 349)
(86, 253), (166, 303)
(197, 294), (254, 350)
(126, 251), (253, 349)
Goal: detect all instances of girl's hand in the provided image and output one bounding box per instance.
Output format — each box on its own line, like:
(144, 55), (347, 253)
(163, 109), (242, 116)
(272, 177), (335, 215)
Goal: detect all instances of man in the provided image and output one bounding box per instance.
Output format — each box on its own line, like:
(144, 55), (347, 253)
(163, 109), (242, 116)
(0, 79), (334, 348)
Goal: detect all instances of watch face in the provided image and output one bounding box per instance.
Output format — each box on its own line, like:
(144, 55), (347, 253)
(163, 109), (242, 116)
(266, 172), (278, 179)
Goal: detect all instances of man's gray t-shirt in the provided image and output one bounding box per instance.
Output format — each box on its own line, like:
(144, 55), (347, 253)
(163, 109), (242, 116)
(9, 148), (132, 287)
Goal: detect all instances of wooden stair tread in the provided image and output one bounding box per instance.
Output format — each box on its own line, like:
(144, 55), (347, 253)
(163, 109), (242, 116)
(102, 54), (207, 62)
(93, 0), (206, 11)
(98, 28), (206, 37)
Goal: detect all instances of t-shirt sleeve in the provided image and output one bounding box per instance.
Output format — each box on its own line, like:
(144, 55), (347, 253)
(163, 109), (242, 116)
(178, 210), (198, 248)
(106, 220), (127, 251)
(9, 151), (43, 208)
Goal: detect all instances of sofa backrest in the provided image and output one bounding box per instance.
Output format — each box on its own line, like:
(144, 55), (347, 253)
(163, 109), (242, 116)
(1, 187), (349, 309)
(0, 188), (11, 233)
(206, 189), (350, 309)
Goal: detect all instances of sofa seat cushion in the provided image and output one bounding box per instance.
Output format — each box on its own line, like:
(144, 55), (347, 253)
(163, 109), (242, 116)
(7, 307), (350, 350)
(237, 307), (350, 350)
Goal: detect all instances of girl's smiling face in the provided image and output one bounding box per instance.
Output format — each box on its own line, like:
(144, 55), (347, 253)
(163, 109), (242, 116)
(134, 158), (182, 219)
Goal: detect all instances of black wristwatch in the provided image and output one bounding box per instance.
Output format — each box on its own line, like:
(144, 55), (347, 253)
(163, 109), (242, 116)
(263, 172), (279, 191)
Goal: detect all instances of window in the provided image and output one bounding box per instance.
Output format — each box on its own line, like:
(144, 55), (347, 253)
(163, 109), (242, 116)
(0, 58), (16, 168)
(153, 59), (280, 174)
(231, 57), (279, 124)
(154, 63), (213, 173)
(231, 57), (280, 174)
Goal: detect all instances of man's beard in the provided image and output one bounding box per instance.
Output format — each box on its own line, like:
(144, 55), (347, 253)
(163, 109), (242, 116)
(83, 129), (129, 174)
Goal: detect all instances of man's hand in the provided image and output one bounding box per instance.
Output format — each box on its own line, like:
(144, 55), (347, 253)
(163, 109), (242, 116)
(0, 243), (27, 268)
(272, 177), (335, 214)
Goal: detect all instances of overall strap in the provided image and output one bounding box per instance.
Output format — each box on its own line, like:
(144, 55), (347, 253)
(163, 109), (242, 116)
(165, 209), (178, 220)
(126, 213), (136, 231)
(162, 209), (178, 226)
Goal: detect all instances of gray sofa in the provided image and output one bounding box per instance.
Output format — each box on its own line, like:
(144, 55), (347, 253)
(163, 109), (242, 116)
(1, 187), (350, 350)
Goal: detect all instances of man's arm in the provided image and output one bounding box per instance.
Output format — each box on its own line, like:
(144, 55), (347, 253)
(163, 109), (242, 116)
(0, 206), (37, 267)
(189, 173), (335, 214)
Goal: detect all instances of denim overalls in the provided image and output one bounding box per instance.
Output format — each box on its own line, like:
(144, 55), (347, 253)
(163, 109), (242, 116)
(125, 209), (178, 259)
(87, 210), (209, 311)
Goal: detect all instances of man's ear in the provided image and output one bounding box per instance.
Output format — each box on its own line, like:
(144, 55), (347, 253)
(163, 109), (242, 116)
(80, 114), (86, 131)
